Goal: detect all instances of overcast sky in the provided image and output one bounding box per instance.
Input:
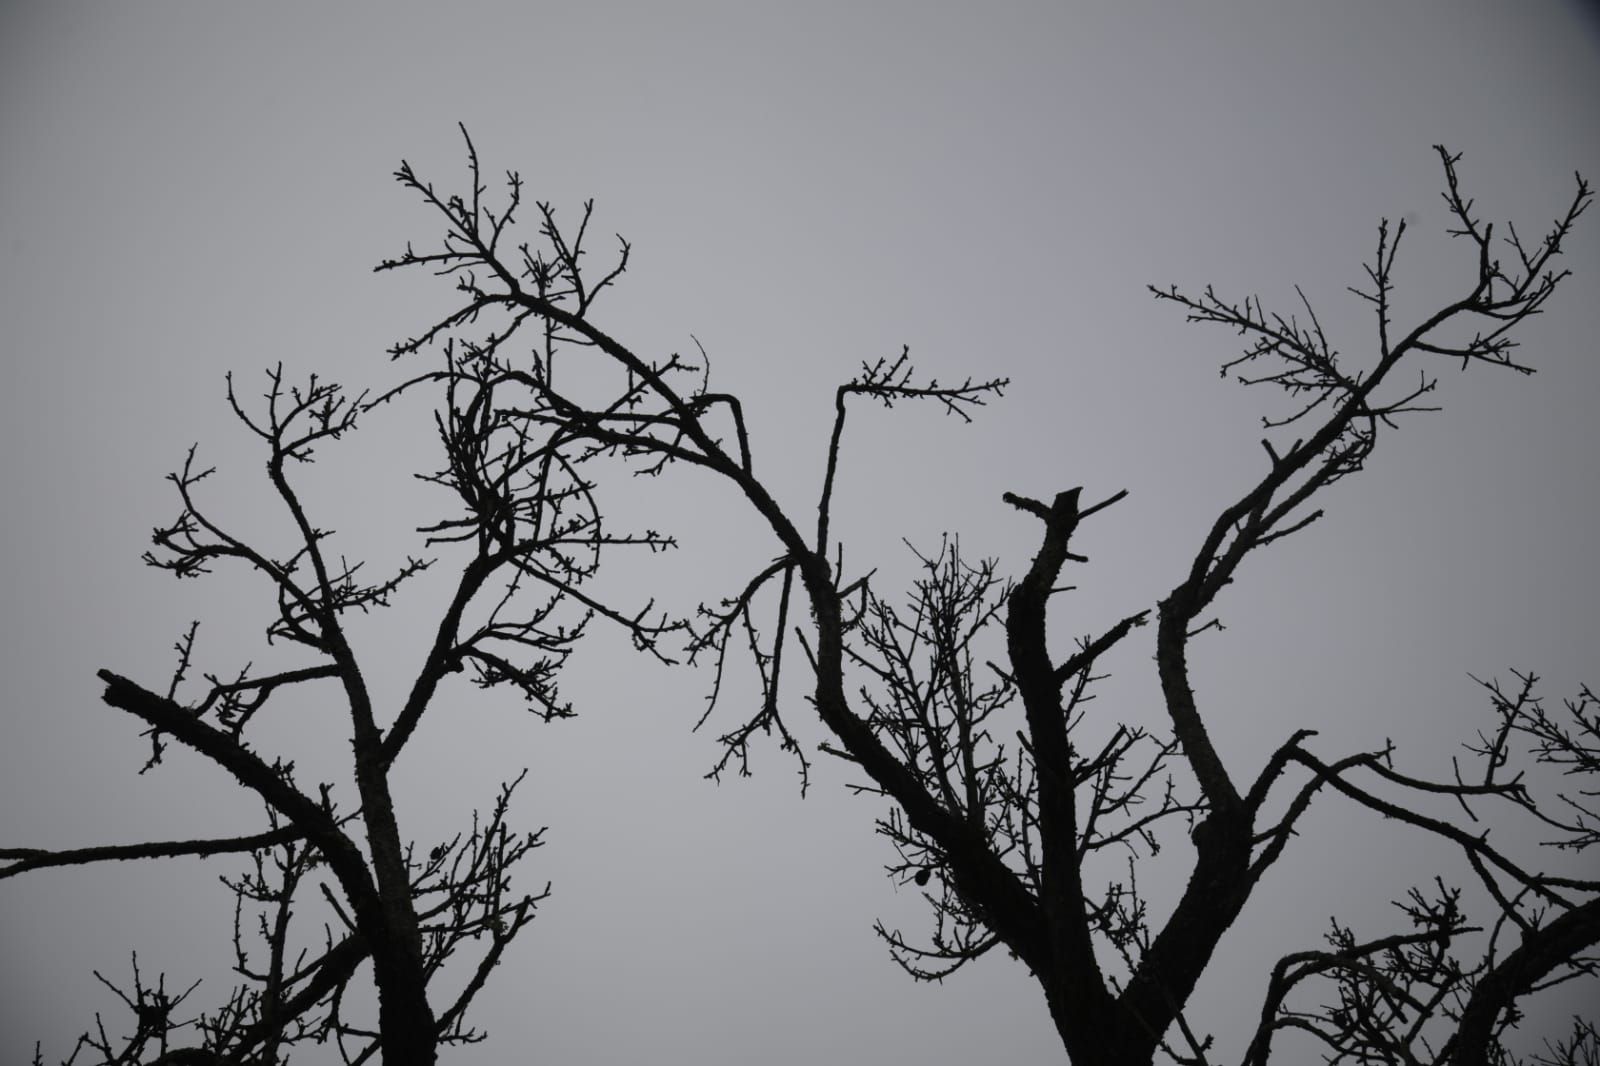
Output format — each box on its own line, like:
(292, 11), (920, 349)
(2, 3), (1598, 1063)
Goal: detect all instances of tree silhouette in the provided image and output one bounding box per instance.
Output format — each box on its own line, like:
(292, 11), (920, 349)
(5, 131), (1595, 1065)
(375, 133), (1596, 1064)
(4, 231), (685, 1060)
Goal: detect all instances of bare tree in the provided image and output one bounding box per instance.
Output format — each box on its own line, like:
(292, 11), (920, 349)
(378, 133), (1596, 1064)
(9, 131), (1593, 1065)
(4, 225), (685, 1060)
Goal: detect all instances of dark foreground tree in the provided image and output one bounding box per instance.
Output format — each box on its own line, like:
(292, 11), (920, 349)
(6, 135), (1594, 1065)
(4, 261), (684, 1057)
(373, 135), (1597, 1064)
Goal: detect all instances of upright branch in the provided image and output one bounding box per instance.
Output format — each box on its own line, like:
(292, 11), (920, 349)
(1135, 151), (1592, 1063)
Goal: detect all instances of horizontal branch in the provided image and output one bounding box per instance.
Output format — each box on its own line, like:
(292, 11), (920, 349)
(0, 824), (304, 881)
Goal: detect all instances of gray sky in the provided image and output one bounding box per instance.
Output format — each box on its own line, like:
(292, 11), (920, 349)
(2, 3), (1598, 1062)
